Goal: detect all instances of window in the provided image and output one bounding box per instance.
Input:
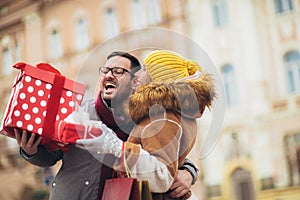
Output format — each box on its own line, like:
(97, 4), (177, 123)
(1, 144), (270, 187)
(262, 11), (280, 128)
(103, 7), (120, 38)
(147, 0), (162, 25)
(0, 6), (8, 16)
(49, 29), (63, 59)
(284, 133), (300, 186)
(261, 177), (274, 190)
(284, 51), (300, 94)
(221, 64), (239, 107)
(15, 32), (23, 62)
(274, 0), (293, 13)
(231, 168), (255, 200)
(227, 132), (241, 159)
(1, 33), (23, 76)
(207, 185), (221, 197)
(131, 0), (147, 28)
(212, 0), (229, 27)
(2, 47), (13, 75)
(75, 18), (90, 50)
(15, 43), (21, 61)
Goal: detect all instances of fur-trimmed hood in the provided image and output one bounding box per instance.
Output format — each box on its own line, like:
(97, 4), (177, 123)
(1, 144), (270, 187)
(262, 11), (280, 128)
(129, 73), (216, 123)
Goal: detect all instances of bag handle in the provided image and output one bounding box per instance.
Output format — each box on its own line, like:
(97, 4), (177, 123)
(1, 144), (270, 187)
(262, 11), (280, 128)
(110, 142), (134, 178)
(122, 142), (133, 178)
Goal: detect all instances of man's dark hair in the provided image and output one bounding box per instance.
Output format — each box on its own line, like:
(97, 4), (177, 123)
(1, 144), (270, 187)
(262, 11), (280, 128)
(107, 51), (141, 75)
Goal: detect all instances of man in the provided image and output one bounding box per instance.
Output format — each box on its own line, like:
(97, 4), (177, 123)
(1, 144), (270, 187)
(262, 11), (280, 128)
(77, 50), (215, 199)
(15, 51), (198, 199)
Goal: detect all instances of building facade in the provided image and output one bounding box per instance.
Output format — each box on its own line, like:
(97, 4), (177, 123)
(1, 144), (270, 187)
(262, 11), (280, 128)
(185, 0), (300, 199)
(0, 0), (300, 200)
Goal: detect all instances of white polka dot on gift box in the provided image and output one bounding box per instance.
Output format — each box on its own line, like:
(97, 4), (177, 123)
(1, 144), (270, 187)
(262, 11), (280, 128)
(12, 75), (83, 135)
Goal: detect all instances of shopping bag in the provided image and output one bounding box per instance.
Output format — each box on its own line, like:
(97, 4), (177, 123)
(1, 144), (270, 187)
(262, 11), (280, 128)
(102, 177), (139, 200)
(102, 143), (153, 200)
(139, 180), (152, 200)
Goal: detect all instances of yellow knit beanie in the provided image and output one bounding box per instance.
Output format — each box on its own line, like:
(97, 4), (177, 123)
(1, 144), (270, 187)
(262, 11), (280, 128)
(144, 50), (202, 82)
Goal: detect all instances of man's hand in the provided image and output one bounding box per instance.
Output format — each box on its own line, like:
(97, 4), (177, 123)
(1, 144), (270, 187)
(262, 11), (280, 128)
(14, 129), (42, 156)
(169, 169), (193, 198)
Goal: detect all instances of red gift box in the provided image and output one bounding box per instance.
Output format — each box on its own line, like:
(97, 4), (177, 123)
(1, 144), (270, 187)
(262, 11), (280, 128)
(0, 62), (86, 150)
(56, 121), (103, 144)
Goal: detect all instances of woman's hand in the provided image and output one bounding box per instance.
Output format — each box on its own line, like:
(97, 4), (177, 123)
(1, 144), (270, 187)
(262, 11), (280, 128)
(76, 121), (123, 158)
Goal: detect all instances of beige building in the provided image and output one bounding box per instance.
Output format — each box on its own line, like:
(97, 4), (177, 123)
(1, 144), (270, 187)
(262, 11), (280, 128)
(0, 0), (300, 200)
(185, 0), (300, 200)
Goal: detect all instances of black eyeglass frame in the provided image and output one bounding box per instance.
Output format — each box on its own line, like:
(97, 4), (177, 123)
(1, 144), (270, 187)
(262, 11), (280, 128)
(99, 66), (134, 77)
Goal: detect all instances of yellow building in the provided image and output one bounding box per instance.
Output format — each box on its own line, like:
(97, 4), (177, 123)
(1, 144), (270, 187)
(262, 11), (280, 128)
(0, 0), (300, 200)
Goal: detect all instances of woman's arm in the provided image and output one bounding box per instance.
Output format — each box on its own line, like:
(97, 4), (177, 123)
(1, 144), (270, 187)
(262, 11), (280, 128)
(125, 118), (183, 193)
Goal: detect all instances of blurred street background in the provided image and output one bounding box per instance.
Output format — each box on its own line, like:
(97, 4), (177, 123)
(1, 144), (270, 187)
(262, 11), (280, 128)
(0, 0), (300, 199)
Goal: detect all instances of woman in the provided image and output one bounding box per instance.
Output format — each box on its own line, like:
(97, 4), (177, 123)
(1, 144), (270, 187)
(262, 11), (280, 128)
(77, 50), (216, 199)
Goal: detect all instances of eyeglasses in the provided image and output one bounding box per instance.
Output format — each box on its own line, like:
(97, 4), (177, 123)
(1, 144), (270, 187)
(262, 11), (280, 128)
(99, 67), (133, 77)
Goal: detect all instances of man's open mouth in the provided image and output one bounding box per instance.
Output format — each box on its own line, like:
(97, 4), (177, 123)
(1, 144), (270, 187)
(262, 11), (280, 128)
(105, 83), (116, 90)
(103, 81), (118, 93)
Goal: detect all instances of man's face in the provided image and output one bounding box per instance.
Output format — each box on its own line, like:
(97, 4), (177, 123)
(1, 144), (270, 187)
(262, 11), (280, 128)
(100, 56), (133, 104)
(132, 64), (151, 91)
